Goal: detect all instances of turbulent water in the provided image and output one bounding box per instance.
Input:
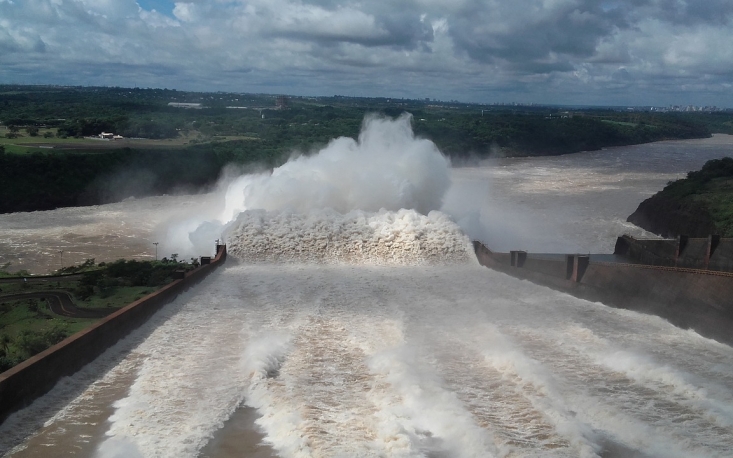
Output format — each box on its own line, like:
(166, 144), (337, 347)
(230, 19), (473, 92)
(226, 209), (471, 265)
(446, 134), (733, 253)
(4, 256), (733, 457)
(1, 131), (733, 457)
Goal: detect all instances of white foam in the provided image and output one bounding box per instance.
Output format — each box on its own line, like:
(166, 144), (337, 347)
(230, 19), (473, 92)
(241, 333), (313, 457)
(474, 326), (602, 457)
(229, 113), (450, 216)
(225, 208), (472, 265)
(161, 113), (453, 257)
(367, 345), (501, 457)
(7, 263), (733, 457)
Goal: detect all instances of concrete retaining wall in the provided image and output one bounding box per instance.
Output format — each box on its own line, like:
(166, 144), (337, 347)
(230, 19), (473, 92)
(522, 257), (567, 280)
(0, 245), (227, 424)
(615, 235), (733, 271)
(474, 242), (733, 346)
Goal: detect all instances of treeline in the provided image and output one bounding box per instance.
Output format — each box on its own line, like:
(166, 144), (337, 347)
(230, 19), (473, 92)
(0, 114), (716, 213)
(2, 85), (727, 147)
(0, 257), (196, 371)
(1, 85), (729, 213)
(628, 157), (733, 237)
(413, 114), (710, 157)
(0, 140), (289, 213)
(54, 118), (179, 140)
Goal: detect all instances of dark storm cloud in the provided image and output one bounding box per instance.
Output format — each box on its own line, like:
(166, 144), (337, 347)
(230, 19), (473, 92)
(641, 0), (733, 25)
(448, 1), (625, 65)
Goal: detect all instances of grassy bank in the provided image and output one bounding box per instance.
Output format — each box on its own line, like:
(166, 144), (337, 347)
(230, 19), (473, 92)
(0, 126), (259, 154)
(627, 157), (733, 237)
(0, 258), (197, 372)
(2, 85), (728, 214)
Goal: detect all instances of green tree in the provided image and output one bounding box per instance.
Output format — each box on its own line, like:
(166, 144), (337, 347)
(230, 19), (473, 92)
(0, 334), (11, 358)
(26, 126), (39, 137)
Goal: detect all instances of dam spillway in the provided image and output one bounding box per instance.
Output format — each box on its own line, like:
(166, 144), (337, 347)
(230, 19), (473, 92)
(2, 133), (733, 457)
(2, 253), (733, 457)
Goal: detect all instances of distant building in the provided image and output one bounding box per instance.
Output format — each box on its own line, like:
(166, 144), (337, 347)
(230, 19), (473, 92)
(276, 96), (289, 109)
(98, 132), (123, 140)
(168, 102), (203, 109)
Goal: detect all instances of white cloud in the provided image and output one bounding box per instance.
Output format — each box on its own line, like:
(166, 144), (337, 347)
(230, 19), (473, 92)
(0, 0), (732, 105)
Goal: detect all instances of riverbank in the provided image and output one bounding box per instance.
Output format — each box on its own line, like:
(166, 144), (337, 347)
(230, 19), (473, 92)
(0, 259), (197, 372)
(0, 104), (716, 214)
(3, 135), (733, 275)
(628, 156), (733, 237)
(0, 246), (225, 424)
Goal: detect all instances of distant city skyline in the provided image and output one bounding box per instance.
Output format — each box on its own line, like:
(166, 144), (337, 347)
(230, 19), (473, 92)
(1, 1), (732, 107)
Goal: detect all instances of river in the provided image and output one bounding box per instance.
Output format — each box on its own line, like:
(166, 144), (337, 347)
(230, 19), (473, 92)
(0, 135), (732, 457)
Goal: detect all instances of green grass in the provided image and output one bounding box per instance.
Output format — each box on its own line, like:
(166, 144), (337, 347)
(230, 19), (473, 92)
(653, 158), (733, 237)
(601, 119), (639, 127)
(83, 286), (154, 309)
(0, 258), (196, 371)
(211, 135), (260, 142)
(0, 283), (164, 371)
(690, 177), (733, 237)
(0, 298), (96, 366)
(0, 280), (78, 295)
(0, 299), (94, 337)
(0, 127), (259, 154)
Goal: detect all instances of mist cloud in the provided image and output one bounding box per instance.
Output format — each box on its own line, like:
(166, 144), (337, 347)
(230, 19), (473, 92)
(160, 113), (452, 256)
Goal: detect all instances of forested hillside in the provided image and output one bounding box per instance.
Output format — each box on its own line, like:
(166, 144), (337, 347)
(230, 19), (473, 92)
(628, 158), (733, 237)
(1, 85), (728, 213)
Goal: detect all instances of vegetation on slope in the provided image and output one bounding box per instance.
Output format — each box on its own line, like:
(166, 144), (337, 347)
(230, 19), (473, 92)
(0, 258), (197, 372)
(0, 85), (728, 213)
(628, 157), (733, 237)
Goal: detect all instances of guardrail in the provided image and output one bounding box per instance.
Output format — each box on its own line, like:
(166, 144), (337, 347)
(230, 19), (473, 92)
(592, 261), (733, 278)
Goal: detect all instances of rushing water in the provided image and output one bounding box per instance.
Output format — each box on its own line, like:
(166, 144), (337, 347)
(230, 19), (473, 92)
(1, 135), (733, 457)
(446, 134), (733, 253)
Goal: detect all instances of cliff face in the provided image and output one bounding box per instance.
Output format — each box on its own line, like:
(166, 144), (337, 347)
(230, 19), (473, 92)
(627, 157), (733, 238)
(627, 195), (717, 238)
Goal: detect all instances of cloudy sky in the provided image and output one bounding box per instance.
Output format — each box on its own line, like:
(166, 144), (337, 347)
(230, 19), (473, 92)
(1, 0), (732, 106)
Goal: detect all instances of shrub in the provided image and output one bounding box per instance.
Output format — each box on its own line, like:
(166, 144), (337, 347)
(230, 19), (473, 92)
(16, 327), (68, 357)
(17, 330), (50, 356)
(0, 356), (21, 372)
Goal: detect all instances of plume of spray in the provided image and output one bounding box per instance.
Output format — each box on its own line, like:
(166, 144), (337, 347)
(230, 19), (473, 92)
(159, 113), (456, 259)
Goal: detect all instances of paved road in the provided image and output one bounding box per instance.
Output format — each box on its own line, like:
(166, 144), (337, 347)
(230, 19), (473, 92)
(0, 291), (112, 318)
(0, 274), (84, 284)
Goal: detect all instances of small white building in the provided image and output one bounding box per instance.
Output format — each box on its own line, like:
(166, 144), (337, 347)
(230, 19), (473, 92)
(168, 102), (203, 109)
(98, 132), (124, 140)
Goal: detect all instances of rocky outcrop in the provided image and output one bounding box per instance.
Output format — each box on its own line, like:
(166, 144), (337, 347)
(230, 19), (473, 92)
(627, 194), (716, 238)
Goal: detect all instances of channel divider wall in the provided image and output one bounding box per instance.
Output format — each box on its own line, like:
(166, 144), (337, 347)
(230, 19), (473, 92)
(0, 245), (227, 424)
(474, 241), (733, 346)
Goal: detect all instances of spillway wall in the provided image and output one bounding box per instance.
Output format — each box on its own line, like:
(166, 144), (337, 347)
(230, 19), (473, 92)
(474, 242), (733, 346)
(0, 245), (227, 424)
(615, 234), (733, 271)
